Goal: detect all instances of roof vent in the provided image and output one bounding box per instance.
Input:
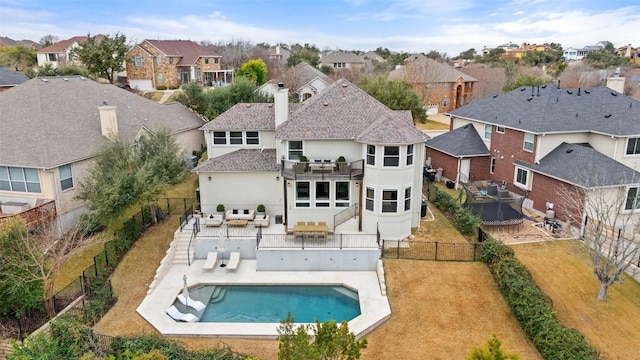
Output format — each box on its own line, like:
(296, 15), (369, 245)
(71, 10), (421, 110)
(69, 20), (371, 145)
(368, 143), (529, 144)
(40, 78), (48, 82)
(566, 149), (573, 153)
(268, 103), (273, 108)
(341, 83), (348, 88)
(576, 112), (579, 117)
(520, 87), (526, 91)
(604, 114), (612, 118)
(611, 92), (617, 96)
(63, 77), (69, 81)
(103, 100), (109, 105)
(492, 94), (498, 98)
(80, 76), (86, 80)
(323, 101), (329, 106)
(566, 90), (572, 94)
(245, 103), (251, 108)
(541, 84), (547, 89)
(584, 90), (590, 94)
(277, 83), (284, 88)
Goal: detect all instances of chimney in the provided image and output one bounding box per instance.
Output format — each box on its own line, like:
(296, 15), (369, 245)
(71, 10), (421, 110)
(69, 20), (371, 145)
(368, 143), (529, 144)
(274, 83), (289, 128)
(98, 101), (118, 140)
(276, 45), (281, 55)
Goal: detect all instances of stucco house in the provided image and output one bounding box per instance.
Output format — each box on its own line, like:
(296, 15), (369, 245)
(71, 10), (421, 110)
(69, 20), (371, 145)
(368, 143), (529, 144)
(195, 78), (428, 242)
(389, 54), (477, 114)
(36, 35), (102, 69)
(125, 40), (234, 91)
(427, 83), (640, 233)
(0, 76), (205, 231)
(319, 51), (365, 72)
(258, 62), (334, 102)
(563, 41), (613, 61)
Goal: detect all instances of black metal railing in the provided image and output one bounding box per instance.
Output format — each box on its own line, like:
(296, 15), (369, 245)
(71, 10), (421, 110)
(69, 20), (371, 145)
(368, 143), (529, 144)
(281, 159), (364, 181)
(334, 203), (359, 229)
(187, 216), (199, 266)
(382, 240), (479, 261)
(257, 233), (379, 249)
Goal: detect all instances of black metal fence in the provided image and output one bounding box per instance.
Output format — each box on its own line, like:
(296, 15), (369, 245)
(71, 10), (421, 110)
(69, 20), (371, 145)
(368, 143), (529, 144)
(5, 197), (193, 341)
(382, 240), (480, 261)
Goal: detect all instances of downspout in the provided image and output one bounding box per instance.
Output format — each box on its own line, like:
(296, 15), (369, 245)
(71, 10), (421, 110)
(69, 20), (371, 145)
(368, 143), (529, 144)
(455, 157), (462, 190)
(612, 136), (618, 158)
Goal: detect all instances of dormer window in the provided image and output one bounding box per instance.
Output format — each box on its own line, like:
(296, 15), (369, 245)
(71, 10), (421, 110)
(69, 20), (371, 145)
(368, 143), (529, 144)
(134, 54), (144, 66)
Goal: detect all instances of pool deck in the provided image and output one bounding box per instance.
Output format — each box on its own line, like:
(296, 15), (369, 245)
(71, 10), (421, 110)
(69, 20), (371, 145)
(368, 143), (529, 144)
(137, 259), (391, 339)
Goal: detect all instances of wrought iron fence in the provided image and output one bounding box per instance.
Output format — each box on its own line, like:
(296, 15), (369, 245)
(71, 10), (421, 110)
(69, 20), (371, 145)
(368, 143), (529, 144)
(382, 240), (479, 261)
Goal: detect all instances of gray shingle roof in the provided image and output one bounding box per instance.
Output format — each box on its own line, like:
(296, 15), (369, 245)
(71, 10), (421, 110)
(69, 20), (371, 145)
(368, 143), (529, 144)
(448, 84), (640, 136)
(0, 67), (29, 86)
(193, 149), (279, 172)
(320, 51), (365, 64)
(200, 103), (276, 131)
(0, 76), (205, 169)
(291, 62), (333, 87)
(144, 40), (219, 66)
(389, 55), (478, 83)
(514, 143), (640, 188)
(426, 124), (490, 156)
(276, 79), (427, 144)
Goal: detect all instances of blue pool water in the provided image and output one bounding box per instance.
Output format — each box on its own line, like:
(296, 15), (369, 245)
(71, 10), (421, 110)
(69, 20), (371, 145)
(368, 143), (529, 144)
(198, 285), (361, 323)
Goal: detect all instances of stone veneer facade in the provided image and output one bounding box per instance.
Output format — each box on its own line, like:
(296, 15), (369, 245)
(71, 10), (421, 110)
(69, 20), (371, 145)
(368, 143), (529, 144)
(126, 40), (221, 89)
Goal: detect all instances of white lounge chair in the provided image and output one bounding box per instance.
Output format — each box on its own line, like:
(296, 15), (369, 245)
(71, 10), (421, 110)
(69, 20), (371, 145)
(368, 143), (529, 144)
(202, 252), (218, 270)
(166, 305), (198, 322)
(177, 293), (206, 311)
(226, 252), (240, 270)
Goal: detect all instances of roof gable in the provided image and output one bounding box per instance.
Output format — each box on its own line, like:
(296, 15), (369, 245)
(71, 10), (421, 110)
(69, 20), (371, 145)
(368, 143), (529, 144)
(389, 56), (478, 83)
(0, 76), (204, 168)
(142, 40), (219, 65)
(426, 124), (489, 156)
(0, 67), (29, 86)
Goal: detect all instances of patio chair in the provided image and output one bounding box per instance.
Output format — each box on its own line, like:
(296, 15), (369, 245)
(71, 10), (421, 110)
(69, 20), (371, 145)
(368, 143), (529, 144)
(202, 252), (218, 270)
(297, 221), (305, 226)
(166, 305), (198, 322)
(226, 252), (241, 270)
(307, 221), (315, 226)
(177, 293), (206, 311)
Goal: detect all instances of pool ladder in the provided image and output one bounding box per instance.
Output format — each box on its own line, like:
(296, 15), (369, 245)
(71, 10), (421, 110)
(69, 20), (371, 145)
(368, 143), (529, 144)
(209, 286), (227, 304)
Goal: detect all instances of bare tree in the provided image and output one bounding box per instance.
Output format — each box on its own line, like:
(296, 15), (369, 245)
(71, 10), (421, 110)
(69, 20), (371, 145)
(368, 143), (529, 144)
(558, 63), (602, 88)
(0, 218), (95, 316)
(558, 170), (640, 301)
(391, 54), (443, 111)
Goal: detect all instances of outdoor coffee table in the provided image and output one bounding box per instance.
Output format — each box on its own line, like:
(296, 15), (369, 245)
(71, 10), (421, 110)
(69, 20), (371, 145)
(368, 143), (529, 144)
(226, 219), (249, 227)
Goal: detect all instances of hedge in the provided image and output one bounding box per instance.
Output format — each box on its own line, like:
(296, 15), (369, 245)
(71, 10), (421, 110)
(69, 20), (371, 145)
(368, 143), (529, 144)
(480, 237), (599, 359)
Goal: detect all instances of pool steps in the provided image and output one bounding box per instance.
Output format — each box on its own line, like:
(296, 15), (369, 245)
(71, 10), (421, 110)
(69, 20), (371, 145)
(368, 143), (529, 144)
(331, 286), (359, 301)
(209, 286), (227, 304)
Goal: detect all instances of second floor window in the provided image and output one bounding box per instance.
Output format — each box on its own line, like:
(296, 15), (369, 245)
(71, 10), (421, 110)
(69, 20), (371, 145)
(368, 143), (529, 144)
(213, 131), (226, 144)
(523, 132), (534, 152)
(157, 73), (164, 84)
(382, 190), (398, 213)
(490, 157), (496, 174)
(484, 124), (492, 140)
(0, 166), (41, 193)
(404, 187), (411, 211)
(59, 164), (73, 191)
(384, 146), (399, 167)
(134, 55), (144, 66)
(246, 131), (259, 145)
(625, 187), (640, 210)
(289, 141), (303, 160)
(406, 144), (414, 165)
(156, 55), (162, 65)
(442, 97), (449, 107)
(48, 53), (57, 61)
(205, 58), (209, 64)
(366, 145), (375, 165)
(626, 138), (640, 155)
(229, 131), (242, 145)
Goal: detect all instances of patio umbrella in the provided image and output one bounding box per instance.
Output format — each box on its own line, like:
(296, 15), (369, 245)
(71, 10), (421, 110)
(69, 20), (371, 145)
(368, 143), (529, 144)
(182, 274), (189, 307)
(218, 228), (227, 267)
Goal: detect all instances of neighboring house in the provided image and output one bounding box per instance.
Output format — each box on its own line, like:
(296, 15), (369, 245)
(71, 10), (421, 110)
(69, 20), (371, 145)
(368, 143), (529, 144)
(0, 66), (29, 92)
(0, 76), (205, 232)
(126, 39), (234, 90)
(266, 45), (291, 66)
(319, 51), (365, 72)
(36, 35), (102, 68)
(503, 43), (547, 59)
(617, 44), (640, 64)
(388, 54), (478, 113)
(563, 41), (612, 61)
(496, 42), (520, 52)
(361, 51), (387, 71)
(458, 63), (507, 100)
(195, 79), (428, 241)
(427, 83), (640, 233)
(258, 62), (334, 101)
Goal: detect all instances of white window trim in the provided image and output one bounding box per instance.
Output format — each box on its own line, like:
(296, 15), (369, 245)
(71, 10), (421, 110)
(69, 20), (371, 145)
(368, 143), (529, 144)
(484, 124), (492, 140)
(490, 157), (496, 174)
(513, 167), (532, 190)
(335, 181), (350, 208)
(288, 140), (303, 160)
(381, 189), (398, 213)
(496, 126), (505, 134)
(211, 131), (261, 146)
(523, 132), (534, 152)
(624, 137), (640, 157)
(365, 187), (375, 212)
(624, 186), (640, 212)
(60, 164), (74, 191)
(295, 181), (310, 208)
(366, 144), (376, 166)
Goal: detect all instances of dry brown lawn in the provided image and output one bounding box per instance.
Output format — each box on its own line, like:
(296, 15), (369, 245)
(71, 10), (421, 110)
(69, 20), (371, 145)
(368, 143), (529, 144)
(93, 199), (542, 359)
(511, 241), (640, 360)
(415, 120), (449, 131)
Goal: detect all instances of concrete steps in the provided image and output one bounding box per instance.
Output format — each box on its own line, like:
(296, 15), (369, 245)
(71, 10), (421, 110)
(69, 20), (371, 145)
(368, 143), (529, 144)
(172, 232), (194, 265)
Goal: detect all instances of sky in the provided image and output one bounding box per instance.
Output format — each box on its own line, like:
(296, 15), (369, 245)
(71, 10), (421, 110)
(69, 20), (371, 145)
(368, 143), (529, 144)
(0, 0), (639, 56)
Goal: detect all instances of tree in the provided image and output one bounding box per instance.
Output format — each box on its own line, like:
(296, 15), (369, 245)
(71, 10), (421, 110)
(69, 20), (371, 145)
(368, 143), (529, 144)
(236, 58), (268, 85)
(76, 129), (187, 223)
(468, 334), (519, 360)
(277, 313), (367, 360)
(39, 34), (59, 47)
(0, 218), (95, 317)
(0, 45), (36, 71)
(583, 48), (629, 69)
(425, 50), (448, 62)
(477, 48), (506, 64)
(175, 77), (271, 120)
(502, 74), (548, 92)
(374, 46), (391, 59)
(558, 169), (640, 301)
(71, 33), (127, 84)
(557, 63), (601, 88)
(357, 76), (426, 123)
(287, 44), (320, 67)
(459, 48), (477, 60)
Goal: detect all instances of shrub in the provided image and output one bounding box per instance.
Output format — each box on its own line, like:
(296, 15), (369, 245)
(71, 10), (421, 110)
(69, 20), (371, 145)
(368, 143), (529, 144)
(257, 204), (265, 213)
(299, 155), (308, 162)
(115, 218), (144, 251)
(77, 213), (104, 237)
(431, 187), (458, 214)
(216, 204), (225, 212)
(155, 85), (167, 90)
(480, 237), (598, 359)
(168, 85), (179, 90)
(453, 207), (480, 236)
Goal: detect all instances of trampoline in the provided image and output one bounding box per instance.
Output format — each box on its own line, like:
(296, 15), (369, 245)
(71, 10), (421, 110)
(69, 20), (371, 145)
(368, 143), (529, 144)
(463, 182), (526, 232)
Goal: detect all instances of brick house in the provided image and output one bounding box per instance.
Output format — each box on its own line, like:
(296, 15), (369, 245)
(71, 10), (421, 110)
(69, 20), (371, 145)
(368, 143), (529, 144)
(126, 40), (234, 91)
(427, 83), (640, 232)
(319, 51), (365, 72)
(388, 54), (477, 114)
(36, 35), (103, 69)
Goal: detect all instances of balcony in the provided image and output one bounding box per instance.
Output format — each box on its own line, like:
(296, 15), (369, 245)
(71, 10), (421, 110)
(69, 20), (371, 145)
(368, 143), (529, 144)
(281, 159), (364, 181)
(0, 199), (56, 229)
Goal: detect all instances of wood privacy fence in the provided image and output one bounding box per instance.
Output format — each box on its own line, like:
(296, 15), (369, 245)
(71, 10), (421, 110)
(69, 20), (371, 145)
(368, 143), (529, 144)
(382, 240), (480, 261)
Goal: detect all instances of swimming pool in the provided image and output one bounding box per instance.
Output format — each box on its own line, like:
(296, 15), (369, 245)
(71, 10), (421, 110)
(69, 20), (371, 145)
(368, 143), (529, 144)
(184, 285), (361, 323)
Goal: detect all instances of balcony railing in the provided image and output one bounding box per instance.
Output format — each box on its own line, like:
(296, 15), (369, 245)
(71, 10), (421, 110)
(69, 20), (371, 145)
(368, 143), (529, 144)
(281, 159), (364, 181)
(257, 232), (379, 249)
(0, 199), (56, 228)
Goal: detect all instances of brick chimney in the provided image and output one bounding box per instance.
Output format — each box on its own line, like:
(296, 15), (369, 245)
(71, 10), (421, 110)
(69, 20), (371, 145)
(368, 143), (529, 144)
(98, 101), (118, 140)
(274, 83), (289, 128)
